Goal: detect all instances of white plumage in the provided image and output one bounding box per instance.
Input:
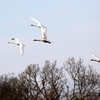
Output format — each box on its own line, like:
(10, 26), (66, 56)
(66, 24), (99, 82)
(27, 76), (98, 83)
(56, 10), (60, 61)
(30, 17), (52, 44)
(90, 52), (100, 62)
(8, 38), (25, 56)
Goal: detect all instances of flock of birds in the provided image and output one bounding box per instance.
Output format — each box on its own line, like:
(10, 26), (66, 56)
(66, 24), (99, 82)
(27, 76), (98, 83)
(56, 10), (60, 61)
(8, 17), (52, 56)
(7, 17), (100, 63)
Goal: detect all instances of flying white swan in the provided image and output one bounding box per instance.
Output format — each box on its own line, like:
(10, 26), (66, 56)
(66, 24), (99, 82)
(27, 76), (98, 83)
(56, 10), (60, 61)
(8, 38), (25, 56)
(90, 52), (100, 62)
(30, 17), (52, 44)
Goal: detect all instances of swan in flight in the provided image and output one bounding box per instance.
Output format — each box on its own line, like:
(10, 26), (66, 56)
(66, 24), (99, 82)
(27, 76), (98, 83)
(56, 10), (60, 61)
(30, 17), (52, 44)
(8, 38), (25, 56)
(90, 52), (100, 62)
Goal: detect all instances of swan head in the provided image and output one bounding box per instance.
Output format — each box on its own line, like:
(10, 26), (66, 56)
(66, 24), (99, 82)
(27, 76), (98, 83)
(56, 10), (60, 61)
(12, 38), (15, 40)
(33, 39), (39, 41)
(90, 59), (94, 61)
(31, 24), (35, 26)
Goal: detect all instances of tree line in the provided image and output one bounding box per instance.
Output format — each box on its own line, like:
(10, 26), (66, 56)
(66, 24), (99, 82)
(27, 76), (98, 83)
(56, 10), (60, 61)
(0, 57), (100, 100)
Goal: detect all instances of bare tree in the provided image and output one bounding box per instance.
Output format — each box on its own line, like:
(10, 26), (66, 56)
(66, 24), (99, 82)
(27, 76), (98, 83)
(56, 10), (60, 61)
(0, 74), (24, 100)
(18, 64), (40, 100)
(64, 57), (100, 100)
(40, 60), (67, 100)
(0, 58), (100, 100)
(18, 60), (67, 100)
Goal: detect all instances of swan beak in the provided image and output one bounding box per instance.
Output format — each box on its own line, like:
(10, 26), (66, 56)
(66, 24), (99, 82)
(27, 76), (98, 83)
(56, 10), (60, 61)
(31, 24), (34, 26)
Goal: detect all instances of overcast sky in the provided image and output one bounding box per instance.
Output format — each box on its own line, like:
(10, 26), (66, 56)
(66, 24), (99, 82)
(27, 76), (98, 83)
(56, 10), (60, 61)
(0, 0), (100, 75)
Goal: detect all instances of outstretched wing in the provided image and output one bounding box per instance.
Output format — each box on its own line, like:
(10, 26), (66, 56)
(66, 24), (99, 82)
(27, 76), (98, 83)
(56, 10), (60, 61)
(41, 26), (47, 39)
(20, 44), (24, 56)
(30, 17), (42, 26)
(91, 52), (100, 60)
(30, 17), (47, 39)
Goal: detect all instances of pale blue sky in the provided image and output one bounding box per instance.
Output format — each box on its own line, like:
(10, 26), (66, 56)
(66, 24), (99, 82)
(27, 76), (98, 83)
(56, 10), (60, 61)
(0, 0), (100, 75)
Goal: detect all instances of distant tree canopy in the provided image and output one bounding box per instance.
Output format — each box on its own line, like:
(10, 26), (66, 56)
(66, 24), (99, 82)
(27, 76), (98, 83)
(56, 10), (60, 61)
(0, 57), (100, 100)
